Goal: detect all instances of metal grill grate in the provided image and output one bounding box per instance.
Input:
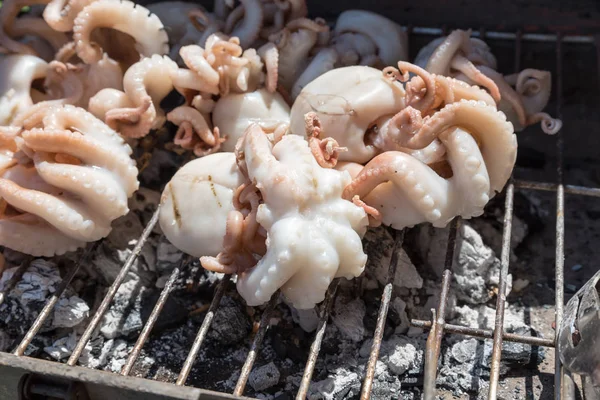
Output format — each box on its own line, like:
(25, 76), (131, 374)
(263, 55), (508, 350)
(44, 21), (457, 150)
(1, 26), (599, 400)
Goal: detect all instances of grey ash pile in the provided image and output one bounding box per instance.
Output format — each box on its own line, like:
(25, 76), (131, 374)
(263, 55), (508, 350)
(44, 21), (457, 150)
(0, 169), (549, 399)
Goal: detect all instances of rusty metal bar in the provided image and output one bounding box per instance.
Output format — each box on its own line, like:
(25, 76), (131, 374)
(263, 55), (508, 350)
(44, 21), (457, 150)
(554, 32), (565, 400)
(296, 279), (340, 400)
(0, 258), (32, 307)
(67, 207), (161, 366)
(487, 30), (522, 399)
(410, 27), (593, 43)
(13, 244), (97, 357)
(410, 319), (555, 347)
(514, 180), (600, 197)
(176, 275), (231, 386)
(121, 256), (191, 376)
(422, 217), (460, 400)
(487, 180), (515, 400)
(233, 293), (279, 396)
(360, 229), (406, 400)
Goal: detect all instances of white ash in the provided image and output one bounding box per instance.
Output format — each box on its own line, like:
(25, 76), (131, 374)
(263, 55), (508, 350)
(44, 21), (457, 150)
(101, 278), (147, 339)
(331, 297), (365, 342)
(53, 296), (89, 328)
(0, 260), (61, 306)
(44, 331), (80, 360)
(105, 340), (132, 373)
(416, 223), (512, 304)
(308, 367), (360, 400)
(249, 362), (281, 392)
(360, 335), (424, 376)
(391, 298), (410, 334)
(92, 212), (157, 288)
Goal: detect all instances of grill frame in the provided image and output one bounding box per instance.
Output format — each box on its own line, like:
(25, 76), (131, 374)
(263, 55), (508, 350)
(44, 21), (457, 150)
(0, 26), (599, 400)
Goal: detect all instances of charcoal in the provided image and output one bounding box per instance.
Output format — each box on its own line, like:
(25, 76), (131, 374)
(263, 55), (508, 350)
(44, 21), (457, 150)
(207, 296), (251, 345)
(363, 227), (423, 290)
(53, 296), (89, 328)
(249, 362), (281, 392)
(0, 330), (11, 352)
(331, 297), (365, 342)
(140, 291), (188, 333)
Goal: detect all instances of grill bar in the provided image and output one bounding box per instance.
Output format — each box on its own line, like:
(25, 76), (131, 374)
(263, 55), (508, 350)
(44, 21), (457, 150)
(410, 320), (555, 347)
(487, 181), (515, 399)
(359, 229), (406, 399)
(554, 33), (566, 400)
(514, 180), (600, 197)
(296, 279), (340, 399)
(176, 274), (231, 386)
(67, 208), (161, 366)
(13, 244), (96, 356)
(422, 217), (460, 400)
(233, 293), (279, 396)
(486, 30), (523, 399)
(120, 256), (190, 376)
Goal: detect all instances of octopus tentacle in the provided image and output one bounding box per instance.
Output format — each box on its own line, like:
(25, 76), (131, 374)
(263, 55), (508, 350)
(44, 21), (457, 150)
(168, 106), (225, 156)
(305, 111), (346, 168)
(398, 61), (436, 112)
(172, 45), (220, 95)
(332, 10), (409, 66)
(228, 0), (263, 49)
(43, 0), (96, 32)
(425, 29), (471, 75)
(291, 47), (337, 100)
(33, 154), (128, 220)
(72, 0), (169, 64)
(270, 18), (328, 92)
(105, 55), (178, 138)
(526, 112), (562, 135)
(257, 42), (279, 93)
(388, 99), (516, 192)
(0, 175), (111, 241)
(0, 0), (52, 56)
(21, 128), (138, 195)
(7, 16), (69, 55)
(450, 55), (501, 101)
(0, 213), (84, 257)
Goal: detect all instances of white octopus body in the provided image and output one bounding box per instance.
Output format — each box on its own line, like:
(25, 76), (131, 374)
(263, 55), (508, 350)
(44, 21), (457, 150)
(236, 126), (369, 309)
(159, 152), (245, 258)
(290, 65), (407, 164)
(212, 88), (290, 152)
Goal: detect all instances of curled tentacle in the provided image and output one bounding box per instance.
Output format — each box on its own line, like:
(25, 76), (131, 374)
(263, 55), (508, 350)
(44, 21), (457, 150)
(167, 106), (225, 156)
(72, 0), (169, 65)
(398, 61), (437, 112)
(305, 112), (346, 168)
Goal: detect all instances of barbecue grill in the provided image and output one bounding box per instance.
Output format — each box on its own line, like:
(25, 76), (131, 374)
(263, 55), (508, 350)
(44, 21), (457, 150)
(1, 1), (600, 399)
